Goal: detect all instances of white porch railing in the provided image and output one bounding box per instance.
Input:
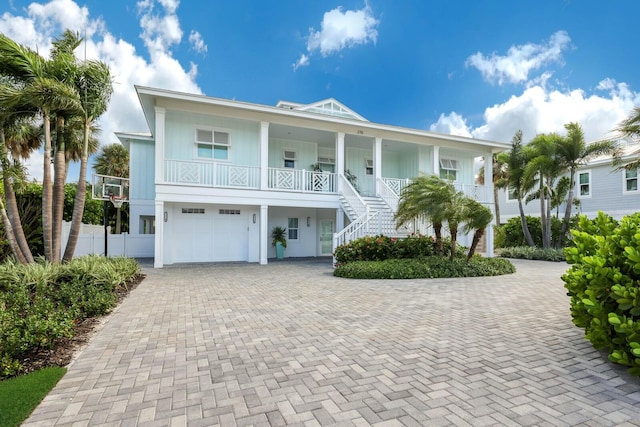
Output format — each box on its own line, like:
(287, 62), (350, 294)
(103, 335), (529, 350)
(164, 160), (260, 189)
(339, 174), (368, 219)
(381, 177), (410, 196)
(381, 176), (490, 204)
(378, 178), (402, 211)
(268, 168), (336, 193)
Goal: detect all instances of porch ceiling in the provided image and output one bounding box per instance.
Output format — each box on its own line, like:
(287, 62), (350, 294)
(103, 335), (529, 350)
(269, 124), (335, 148)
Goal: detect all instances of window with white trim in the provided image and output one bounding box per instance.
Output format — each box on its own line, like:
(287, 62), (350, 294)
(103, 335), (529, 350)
(196, 128), (229, 160)
(624, 169), (638, 193)
(139, 215), (155, 234)
(439, 158), (458, 181)
(317, 157), (335, 173)
(283, 150), (296, 168)
(365, 159), (373, 175)
(506, 186), (519, 202)
(288, 218), (299, 240)
(578, 171), (591, 197)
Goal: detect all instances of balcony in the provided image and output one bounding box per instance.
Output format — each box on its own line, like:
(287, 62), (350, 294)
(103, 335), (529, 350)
(381, 177), (490, 203)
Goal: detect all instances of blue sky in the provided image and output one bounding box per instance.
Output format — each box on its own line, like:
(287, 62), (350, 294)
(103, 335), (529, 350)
(2, 0), (639, 180)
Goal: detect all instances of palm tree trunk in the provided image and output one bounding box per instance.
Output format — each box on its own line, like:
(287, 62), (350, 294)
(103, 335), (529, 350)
(0, 199), (27, 264)
(449, 227), (457, 260)
(52, 115), (66, 262)
(559, 169), (575, 248)
(517, 197), (535, 247)
(539, 181), (549, 249)
(467, 229), (484, 261)
(493, 185), (500, 226)
(434, 222), (443, 254)
(545, 182), (553, 249)
(42, 113), (53, 261)
(63, 119), (90, 262)
(0, 130), (33, 263)
(115, 207), (122, 234)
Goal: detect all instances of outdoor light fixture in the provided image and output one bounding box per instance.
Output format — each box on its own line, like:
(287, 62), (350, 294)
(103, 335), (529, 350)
(253, 213), (256, 224)
(307, 216), (311, 227)
(164, 211), (168, 222)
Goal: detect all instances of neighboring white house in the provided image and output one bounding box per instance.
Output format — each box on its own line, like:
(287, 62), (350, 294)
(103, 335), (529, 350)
(498, 140), (640, 223)
(116, 86), (510, 267)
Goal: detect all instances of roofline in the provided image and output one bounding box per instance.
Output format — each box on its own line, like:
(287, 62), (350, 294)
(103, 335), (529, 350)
(133, 85), (511, 151)
(115, 131), (154, 151)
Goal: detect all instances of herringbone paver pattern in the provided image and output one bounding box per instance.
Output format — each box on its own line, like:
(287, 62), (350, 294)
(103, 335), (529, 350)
(24, 259), (640, 426)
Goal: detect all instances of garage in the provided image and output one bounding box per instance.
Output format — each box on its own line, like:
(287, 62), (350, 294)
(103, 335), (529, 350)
(169, 205), (249, 263)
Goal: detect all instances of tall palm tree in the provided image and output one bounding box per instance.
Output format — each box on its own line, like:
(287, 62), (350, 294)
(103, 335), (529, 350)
(504, 130), (536, 247)
(478, 152), (508, 226)
(462, 198), (493, 260)
(395, 175), (455, 254)
(613, 107), (640, 170)
(63, 56), (112, 261)
(555, 122), (617, 245)
(524, 133), (565, 249)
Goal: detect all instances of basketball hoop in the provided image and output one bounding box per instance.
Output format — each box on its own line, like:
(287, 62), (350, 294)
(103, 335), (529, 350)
(109, 195), (124, 209)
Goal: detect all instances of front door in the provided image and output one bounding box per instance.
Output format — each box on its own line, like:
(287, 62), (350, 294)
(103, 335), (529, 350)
(319, 220), (334, 256)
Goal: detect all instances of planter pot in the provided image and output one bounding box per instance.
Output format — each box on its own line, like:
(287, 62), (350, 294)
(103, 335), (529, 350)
(275, 242), (285, 259)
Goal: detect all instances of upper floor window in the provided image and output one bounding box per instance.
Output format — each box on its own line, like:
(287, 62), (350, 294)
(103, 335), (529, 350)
(439, 158), (458, 181)
(365, 159), (373, 175)
(624, 169), (638, 193)
(196, 128), (229, 160)
(578, 171), (591, 197)
(283, 150), (296, 168)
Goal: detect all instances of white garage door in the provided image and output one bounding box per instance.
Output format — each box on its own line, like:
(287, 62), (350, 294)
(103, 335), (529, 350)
(172, 206), (248, 263)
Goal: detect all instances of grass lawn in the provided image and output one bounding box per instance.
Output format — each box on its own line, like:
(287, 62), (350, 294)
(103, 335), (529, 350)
(0, 367), (66, 427)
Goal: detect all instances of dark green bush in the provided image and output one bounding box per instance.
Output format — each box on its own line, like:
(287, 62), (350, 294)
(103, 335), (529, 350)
(334, 257), (515, 279)
(0, 256), (141, 378)
(499, 215), (578, 248)
(563, 212), (640, 376)
(334, 234), (466, 264)
(499, 246), (566, 262)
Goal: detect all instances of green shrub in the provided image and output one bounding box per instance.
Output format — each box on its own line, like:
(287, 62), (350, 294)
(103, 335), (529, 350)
(563, 212), (640, 376)
(499, 215), (578, 248)
(0, 256), (141, 379)
(334, 257), (515, 279)
(334, 234), (466, 265)
(499, 246), (566, 262)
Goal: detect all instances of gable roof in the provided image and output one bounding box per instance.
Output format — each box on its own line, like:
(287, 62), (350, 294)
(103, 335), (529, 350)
(276, 98), (368, 122)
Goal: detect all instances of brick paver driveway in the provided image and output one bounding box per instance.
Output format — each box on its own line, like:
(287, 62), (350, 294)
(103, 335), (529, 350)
(25, 259), (640, 426)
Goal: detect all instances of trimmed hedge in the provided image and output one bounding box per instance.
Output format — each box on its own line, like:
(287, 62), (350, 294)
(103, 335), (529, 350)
(334, 257), (516, 279)
(563, 212), (640, 376)
(499, 246), (566, 262)
(498, 215), (578, 248)
(0, 256), (141, 379)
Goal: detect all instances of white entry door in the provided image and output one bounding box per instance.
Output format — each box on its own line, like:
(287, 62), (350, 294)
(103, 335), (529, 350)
(319, 220), (334, 256)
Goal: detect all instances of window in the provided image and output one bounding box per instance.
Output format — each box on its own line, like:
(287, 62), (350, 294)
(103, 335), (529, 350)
(182, 208), (205, 214)
(196, 128), (229, 160)
(578, 171), (591, 197)
(140, 215), (155, 234)
(625, 169), (638, 193)
(506, 186), (519, 202)
(283, 150), (296, 168)
(365, 159), (373, 175)
(317, 157), (335, 173)
(288, 218), (299, 240)
(219, 209), (241, 215)
(439, 158), (458, 181)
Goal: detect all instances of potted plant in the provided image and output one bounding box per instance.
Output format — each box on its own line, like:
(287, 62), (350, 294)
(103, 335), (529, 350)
(271, 226), (287, 259)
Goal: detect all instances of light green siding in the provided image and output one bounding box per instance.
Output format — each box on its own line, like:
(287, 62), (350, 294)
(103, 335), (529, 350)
(440, 148), (475, 184)
(164, 110), (260, 166)
(130, 139), (155, 200)
(268, 138), (317, 170)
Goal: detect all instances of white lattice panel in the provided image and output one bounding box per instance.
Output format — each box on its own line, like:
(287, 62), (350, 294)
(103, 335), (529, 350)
(179, 163), (200, 183)
(229, 167), (248, 186)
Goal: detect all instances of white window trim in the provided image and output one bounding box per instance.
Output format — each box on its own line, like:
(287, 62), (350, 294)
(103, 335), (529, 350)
(288, 217), (299, 240)
(439, 158), (459, 181)
(623, 168), (639, 195)
(283, 149), (297, 168)
(577, 170), (592, 199)
(194, 127), (231, 161)
(505, 186), (519, 204)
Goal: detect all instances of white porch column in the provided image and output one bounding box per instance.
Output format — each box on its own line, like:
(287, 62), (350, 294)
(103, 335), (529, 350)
(336, 208), (344, 232)
(484, 151), (494, 257)
(374, 137), (382, 196)
(154, 200), (164, 268)
(260, 122), (269, 190)
(154, 107), (166, 184)
(433, 145), (440, 177)
(336, 132), (345, 190)
(260, 205), (268, 264)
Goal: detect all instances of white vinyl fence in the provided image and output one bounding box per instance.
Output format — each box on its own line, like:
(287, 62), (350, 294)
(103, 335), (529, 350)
(61, 221), (154, 258)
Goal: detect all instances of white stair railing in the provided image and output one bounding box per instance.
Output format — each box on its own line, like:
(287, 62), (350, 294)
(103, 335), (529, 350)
(377, 178), (400, 211)
(339, 174), (368, 220)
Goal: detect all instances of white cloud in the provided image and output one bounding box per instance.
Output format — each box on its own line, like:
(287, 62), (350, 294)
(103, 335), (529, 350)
(466, 30), (571, 85)
(294, 2), (379, 70)
(432, 80), (640, 145)
(0, 0), (203, 182)
(188, 30), (207, 53)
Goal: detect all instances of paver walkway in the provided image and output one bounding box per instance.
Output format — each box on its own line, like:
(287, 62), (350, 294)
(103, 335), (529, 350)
(25, 259), (640, 426)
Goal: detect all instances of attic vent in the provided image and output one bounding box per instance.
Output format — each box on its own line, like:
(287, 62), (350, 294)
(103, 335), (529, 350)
(283, 150), (297, 160)
(219, 209), (241, 215)
(318, 157), (335, 164)
(182, 208), (205, 214)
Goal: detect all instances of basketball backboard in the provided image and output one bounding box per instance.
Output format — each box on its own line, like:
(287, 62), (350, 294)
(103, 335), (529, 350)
(92, 174), (130, 203)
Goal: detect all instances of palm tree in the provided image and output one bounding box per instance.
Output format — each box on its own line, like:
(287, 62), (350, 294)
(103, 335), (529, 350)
(524, 133), (565, 249)
(92, 143), (129, 235)
(613, 107), (640, 170)
(555, 122), (617, 245)
(442, 188), (469, 260)
(504, 130), (536, 247)
(395, 175), (455, 254)
(463, 199), (494, 260)
(478, 152), (508, 226)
